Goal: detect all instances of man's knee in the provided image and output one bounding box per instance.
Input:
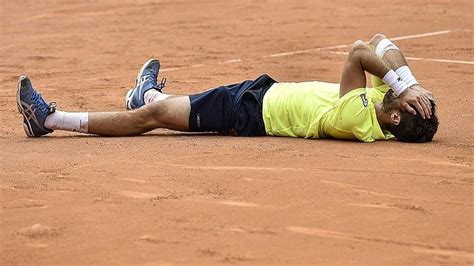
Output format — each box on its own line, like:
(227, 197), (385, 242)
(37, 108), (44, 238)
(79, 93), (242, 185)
(138, 97), (190, 131)
(133, 102), (166, 129)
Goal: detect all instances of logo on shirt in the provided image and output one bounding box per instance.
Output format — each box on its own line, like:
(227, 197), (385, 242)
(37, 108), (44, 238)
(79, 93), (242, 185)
(196, 113), (201, 128)
(360, 93), (368, 107)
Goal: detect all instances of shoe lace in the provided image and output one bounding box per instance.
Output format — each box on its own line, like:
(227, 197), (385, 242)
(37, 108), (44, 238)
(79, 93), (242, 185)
(30, 91), (56, 113)
(153, 78), (167, 91)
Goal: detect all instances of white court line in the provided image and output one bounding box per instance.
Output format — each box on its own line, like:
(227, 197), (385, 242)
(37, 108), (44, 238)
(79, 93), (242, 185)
(265, 30), (460, 57)
(329, 51), (349, 55)
(161, 67), (183, 72)
(266, 44), (350, 58)
(328, 51), (474, 65)
(390, 29), (455, 41)
(267, 30), (458, 58)
(405, 56), (474, 65)
(158, 29), (466, 72)
(190, 64), (206, 68)
(161, 63), (210, 72)
(222, 58), (242, 64)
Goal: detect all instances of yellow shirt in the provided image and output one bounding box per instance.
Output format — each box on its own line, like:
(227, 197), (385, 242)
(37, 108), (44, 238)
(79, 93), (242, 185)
(262, 81), (393, 142)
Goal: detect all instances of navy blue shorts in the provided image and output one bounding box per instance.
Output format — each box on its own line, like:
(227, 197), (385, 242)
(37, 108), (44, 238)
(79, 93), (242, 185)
(188, 74), (277, 136)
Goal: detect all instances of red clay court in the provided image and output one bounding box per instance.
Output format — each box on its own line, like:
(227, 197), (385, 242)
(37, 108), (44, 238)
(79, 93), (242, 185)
(0, 0), (473, 265)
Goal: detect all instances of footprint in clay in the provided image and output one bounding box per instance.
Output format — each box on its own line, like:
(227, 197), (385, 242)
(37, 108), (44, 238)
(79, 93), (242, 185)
(17, 223), (59, 239)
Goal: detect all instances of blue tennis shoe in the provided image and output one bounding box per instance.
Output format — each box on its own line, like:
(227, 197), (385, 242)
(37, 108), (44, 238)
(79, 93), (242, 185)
(125, 59), (166, 110)
(16, 76), (56, 137)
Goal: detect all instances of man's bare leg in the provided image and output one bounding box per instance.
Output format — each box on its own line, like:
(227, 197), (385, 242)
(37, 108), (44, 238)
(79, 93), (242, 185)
(17, 74), (191, 137)
(86, 96), (190, 136)
(17, 71), (194, 137)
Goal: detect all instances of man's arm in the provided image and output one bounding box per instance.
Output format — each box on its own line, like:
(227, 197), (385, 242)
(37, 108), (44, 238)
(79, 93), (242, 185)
(339, 40), (409, 100)
(369, 33), (434, 119)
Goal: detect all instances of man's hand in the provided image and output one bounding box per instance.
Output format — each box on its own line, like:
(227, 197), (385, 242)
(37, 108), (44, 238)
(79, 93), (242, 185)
(411, 84), (435, 101)
(398, 85), (435, 119)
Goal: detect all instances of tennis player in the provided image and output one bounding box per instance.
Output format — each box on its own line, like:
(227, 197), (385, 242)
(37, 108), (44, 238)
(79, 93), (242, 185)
(17, 33), (438, 142)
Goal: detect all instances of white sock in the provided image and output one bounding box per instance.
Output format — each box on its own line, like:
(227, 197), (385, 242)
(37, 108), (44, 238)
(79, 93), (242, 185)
(395, 65), (418, 87)
(382, 70), (409, 96)
(144, 90), (171, 104)
(44, 111), (89, 133)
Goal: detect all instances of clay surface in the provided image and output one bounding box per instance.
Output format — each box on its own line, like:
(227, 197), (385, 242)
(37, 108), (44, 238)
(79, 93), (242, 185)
(1, 0), (473, 265)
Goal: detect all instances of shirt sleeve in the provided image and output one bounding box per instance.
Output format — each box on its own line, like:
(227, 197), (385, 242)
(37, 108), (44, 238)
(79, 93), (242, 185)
(339, 90), (376, 142)
(351, 106), (375, 142)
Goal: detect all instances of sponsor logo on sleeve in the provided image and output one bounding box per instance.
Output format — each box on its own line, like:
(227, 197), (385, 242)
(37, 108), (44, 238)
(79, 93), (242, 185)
(360, 93), (368, 107)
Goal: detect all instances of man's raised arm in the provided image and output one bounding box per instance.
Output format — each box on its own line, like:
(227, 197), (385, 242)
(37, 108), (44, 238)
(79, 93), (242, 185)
(369, 33), (434, 119)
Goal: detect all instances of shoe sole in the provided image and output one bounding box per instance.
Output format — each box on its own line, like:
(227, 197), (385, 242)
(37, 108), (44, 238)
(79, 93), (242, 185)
(16, 76), (35, 137)
(125, 58), (159, 110)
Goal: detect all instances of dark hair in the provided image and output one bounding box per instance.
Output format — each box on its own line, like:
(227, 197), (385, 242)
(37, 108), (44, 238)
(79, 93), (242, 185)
(387, 100), (439, 143)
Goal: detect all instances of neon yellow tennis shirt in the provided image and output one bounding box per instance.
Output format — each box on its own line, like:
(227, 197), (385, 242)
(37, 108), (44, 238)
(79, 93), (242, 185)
(262, 81), (394, 142)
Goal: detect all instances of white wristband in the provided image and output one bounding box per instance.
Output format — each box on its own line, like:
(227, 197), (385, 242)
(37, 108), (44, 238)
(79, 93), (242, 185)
(375, 39), (399, 58)
(396, 65), (418, 87)
(382, 70), (409, 96)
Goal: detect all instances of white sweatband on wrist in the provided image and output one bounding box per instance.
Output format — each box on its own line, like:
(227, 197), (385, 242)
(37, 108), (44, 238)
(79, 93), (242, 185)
(382, 70), (409, 96)
(395, 65), (418, 87)
(375, 39), (399, 58)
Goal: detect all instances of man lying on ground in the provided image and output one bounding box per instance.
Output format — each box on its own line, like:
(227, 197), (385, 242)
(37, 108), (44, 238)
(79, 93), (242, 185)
(17, 33), (438, 142)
